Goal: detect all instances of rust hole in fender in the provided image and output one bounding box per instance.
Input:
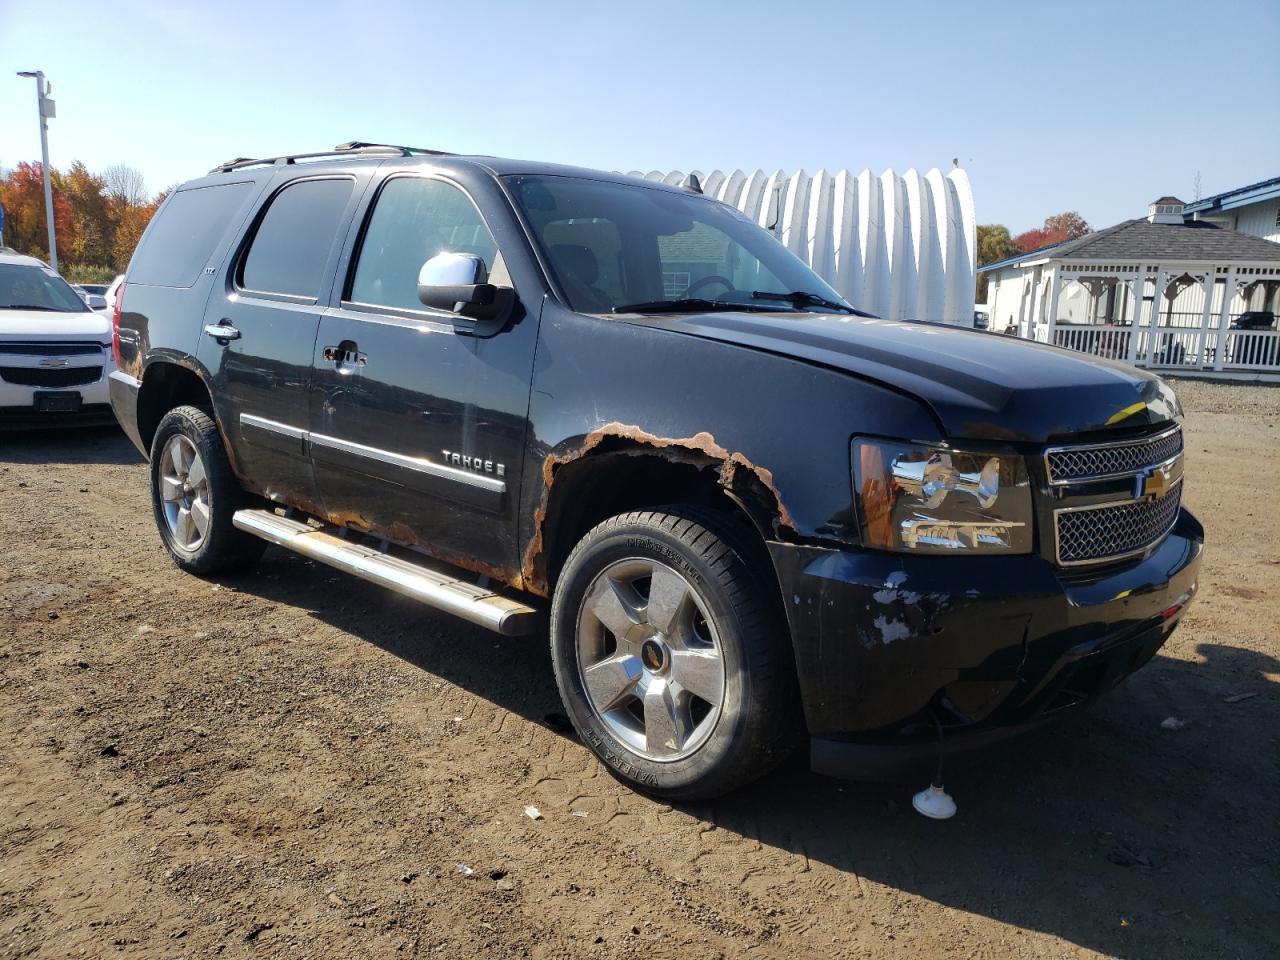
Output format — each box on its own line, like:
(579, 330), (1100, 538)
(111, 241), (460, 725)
(520, 422), (796, 596)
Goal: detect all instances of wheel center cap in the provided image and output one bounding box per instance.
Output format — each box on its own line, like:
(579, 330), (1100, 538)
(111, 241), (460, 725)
(640, 638), (668, 673)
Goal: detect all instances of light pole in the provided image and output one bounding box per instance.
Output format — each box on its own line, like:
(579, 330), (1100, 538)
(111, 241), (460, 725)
(16, 70), (58, 272)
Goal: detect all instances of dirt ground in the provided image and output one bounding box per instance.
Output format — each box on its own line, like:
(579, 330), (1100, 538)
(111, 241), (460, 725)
(1, 379), (1276, 960)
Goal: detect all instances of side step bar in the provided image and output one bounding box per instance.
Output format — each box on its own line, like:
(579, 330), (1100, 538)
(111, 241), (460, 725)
(232, 509), (540, 636)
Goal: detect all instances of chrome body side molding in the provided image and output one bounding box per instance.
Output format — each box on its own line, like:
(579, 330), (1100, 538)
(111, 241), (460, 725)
(236, 413), (505, 495)
(309, 431), (506, 494)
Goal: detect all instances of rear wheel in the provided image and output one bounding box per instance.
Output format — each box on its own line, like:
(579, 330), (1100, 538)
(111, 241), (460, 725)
(550, 507), (797, 800)
(149, 405), (265, 574)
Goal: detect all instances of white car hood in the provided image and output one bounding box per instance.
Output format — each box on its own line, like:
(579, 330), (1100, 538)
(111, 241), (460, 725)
(0, 309), (112, 341)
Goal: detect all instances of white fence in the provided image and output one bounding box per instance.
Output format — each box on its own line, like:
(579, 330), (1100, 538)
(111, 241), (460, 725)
(1050, 320), (1280, 376)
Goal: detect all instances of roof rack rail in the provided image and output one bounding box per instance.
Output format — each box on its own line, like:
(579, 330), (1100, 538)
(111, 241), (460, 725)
(209, 141), (454, 175)
(333, 141), (453, 156)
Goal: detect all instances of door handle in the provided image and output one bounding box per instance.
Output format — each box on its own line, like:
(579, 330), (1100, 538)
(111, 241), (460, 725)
(323, 342), (367, 368)
(204, 321), (241, 342)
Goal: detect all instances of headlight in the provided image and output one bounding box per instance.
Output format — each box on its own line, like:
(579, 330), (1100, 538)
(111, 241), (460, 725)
(852, 438), (1034, 554)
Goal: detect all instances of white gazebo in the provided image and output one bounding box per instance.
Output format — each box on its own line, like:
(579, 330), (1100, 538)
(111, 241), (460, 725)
(984, 197), (1280, 380)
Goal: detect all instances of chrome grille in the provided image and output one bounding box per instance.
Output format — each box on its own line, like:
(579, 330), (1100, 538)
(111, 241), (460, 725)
(1055, 481), (1183, 565)
(1046, 427), (1183, 483)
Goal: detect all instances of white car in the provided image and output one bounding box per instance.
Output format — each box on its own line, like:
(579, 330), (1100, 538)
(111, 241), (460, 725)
(72, 281), (109, 312)
(0, 251), (117, 429)
(74, 282), (110, 311)
(105, 274), (125, 312)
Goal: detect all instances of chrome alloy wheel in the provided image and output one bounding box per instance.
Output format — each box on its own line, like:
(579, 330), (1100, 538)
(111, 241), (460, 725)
(575, 558), (726, 761)
(158, 434), (210, 551)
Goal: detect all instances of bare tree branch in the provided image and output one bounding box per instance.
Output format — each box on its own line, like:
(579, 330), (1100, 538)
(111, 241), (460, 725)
(102, 164), (148, 206)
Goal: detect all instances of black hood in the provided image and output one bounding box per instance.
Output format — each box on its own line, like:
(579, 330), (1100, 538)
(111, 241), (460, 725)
(619, 311), (1180, 443)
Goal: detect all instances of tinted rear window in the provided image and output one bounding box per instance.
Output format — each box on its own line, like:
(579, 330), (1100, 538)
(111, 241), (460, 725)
(240, 178), (353, 299)
(129, 181), (254, 287)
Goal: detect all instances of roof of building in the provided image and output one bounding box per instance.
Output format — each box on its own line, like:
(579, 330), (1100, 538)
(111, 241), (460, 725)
(1182, 175), (1280, 215)
(980, 218), (1280, 273)
(1152, 196), (1184, 205)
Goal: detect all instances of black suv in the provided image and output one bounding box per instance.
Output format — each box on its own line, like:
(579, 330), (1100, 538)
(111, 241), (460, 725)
(109, 143), (1203, 799)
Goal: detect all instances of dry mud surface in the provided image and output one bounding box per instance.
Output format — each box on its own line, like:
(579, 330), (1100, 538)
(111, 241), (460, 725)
(1, 380), (1277, 959)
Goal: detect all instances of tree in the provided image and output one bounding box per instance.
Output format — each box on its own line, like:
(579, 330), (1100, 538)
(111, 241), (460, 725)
(0, 159), (163, 275)
(102, 164), (148, 206)
(975, 224), (1021, 303)
(1013, 227), (1047, 252)
(111, 201), (155, 273)
(0, 161), (73, 263)
(61, 161), (114, 268)
(1015, 211), (1091, 253)
(1043, 211), (1090, 241)
(977, 224), (1020, 268)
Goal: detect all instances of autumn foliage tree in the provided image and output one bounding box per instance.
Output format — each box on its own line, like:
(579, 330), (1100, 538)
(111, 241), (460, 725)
(1014, 211), (1091, 254)
(0, 160), (165, 281)
(0, 162), (73, 262)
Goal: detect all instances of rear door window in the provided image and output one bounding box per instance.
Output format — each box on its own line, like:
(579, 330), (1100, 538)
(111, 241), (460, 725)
(239, 178), (354, 299)
(128, 181), (254, 288)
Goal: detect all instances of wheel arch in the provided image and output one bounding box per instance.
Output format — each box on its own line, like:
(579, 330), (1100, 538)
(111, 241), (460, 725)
(136, 358), (216, 454)
(529, 437), (783, 600)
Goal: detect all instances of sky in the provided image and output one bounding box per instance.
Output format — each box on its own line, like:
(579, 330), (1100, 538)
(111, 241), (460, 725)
(2, 0), (1277, 233)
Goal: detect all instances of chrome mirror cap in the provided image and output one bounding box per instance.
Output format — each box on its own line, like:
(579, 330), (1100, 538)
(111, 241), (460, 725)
(416, 252), (513, 322)
(416, 252), (497, 315)
(418, 252), (486, 289)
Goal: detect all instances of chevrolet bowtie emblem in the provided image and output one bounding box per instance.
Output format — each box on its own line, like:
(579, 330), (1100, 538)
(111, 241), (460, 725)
(1137, 463), (1173, 500)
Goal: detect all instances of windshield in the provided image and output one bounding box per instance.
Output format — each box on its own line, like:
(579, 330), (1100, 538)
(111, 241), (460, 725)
(0, 263), (90, 313)
(507, 175), (849, 314)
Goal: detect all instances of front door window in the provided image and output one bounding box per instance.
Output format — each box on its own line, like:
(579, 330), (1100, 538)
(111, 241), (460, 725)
(348, 177), (500, 313)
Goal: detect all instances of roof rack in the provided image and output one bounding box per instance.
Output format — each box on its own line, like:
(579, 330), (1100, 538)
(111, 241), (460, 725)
(209, 141), (454, 175)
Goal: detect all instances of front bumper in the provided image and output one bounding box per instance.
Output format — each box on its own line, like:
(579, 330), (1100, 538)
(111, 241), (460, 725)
(0, 351), (114, 430)
(768, 509), (1203, 778)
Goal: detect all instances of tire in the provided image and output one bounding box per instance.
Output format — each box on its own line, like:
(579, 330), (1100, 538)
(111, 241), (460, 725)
(550, 506), (798, 800)
(149, 405), (266, 575)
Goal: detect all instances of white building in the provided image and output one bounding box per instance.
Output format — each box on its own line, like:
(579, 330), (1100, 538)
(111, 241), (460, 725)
(1183, 175), (1280, 243)
(634, 168), (976, 326)
(983, 196), (1280, 380)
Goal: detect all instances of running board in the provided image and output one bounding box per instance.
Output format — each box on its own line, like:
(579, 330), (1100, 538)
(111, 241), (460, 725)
(232, 509), (540, 636)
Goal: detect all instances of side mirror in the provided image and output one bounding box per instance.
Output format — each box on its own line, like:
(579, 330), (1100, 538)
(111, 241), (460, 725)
(417, 253), (502, 319)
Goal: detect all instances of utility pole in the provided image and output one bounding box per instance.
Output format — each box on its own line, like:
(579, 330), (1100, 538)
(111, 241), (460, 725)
(16, 70), (58, 272)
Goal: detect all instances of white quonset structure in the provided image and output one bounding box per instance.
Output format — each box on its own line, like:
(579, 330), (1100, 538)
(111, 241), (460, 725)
(631, 169), (976, 325)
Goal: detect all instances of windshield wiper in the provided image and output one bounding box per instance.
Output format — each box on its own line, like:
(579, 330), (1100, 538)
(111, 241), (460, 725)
(611, 298), (792, 315)
(1, 304), (59, 311)
(750, 290), (869, 315)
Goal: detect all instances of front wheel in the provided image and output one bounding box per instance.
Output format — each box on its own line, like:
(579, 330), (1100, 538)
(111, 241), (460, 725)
(149, 405), (265, 575)
(550, 507), (797, 800)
